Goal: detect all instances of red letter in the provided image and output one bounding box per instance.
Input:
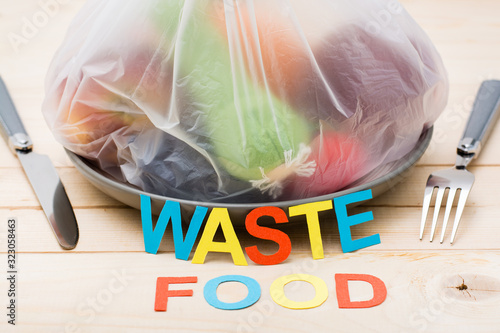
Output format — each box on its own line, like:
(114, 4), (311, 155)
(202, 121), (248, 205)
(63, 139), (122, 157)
(245, 207), (291, 265)
(335, 274), (387, 308)
(155, 277), (198, 311)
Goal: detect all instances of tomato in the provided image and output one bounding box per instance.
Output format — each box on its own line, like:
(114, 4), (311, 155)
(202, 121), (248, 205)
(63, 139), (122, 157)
(283, 131), (367, 198)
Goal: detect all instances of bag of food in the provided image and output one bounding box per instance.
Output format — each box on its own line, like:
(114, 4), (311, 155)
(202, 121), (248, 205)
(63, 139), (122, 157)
(42, 0), (448, 203)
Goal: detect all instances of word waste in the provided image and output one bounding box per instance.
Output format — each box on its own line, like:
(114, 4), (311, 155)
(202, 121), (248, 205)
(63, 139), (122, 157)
(141, 189), (381, 265)
(142, 189), (388, 312)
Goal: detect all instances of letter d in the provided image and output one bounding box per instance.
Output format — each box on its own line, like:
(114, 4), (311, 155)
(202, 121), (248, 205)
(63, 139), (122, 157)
(335, 273), (387, 308)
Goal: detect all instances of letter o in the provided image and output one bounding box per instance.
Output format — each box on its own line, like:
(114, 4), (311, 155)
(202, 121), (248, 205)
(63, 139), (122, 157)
(270, 274), (328, 309)
(204, 275), (261, 310)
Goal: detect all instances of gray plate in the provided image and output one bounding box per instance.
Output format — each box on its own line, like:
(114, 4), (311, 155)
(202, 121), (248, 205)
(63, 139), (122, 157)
(66, 127), (433, 225)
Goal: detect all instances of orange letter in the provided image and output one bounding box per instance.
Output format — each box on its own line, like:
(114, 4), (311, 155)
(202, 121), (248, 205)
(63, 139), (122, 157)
(335, 274), (387, 308)
(155, 277), (198, 311)
(245, 207), (291, 265)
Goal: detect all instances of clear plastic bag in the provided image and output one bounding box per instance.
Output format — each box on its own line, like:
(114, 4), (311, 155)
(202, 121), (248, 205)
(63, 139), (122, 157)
(43, 0), (448, 203)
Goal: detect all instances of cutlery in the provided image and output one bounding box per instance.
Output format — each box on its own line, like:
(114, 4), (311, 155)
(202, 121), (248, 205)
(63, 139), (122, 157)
(420, 80), (500, 243)
(0, 76), (79, 250)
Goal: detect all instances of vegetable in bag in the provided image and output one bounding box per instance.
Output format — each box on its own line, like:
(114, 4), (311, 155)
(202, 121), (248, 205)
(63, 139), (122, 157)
(42, 0), (448, 203)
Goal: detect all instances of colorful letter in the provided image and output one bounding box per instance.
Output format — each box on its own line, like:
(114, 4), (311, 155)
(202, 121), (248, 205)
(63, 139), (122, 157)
(141, 195), (208, 259)
(154, 276), (198, 311)
(245, 207), (291, 265)
(334, 189), (380, 253)
(289, 201), (333, 259)
(204, 275), (261, 310)
(270, 274), (328, 309)
(192, 208), (248, 265)
(335, 273), (387, 308)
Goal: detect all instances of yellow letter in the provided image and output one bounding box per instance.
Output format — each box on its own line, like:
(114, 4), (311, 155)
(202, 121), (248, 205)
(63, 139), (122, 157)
(270, 274), (328, 309)
(192, 208), (248, 266)
(289, 200), (333, 259)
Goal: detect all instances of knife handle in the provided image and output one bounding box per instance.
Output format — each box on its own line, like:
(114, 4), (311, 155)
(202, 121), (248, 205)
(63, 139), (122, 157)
(458, 80), (500, 157)
(0, 76), (33, 153)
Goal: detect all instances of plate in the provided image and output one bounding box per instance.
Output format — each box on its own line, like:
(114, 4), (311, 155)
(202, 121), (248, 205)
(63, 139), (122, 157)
(66, 127), (433, 225)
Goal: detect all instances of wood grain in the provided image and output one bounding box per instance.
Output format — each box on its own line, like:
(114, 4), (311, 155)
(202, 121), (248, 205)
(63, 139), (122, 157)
(2, 165), (500, 209)
(1, 205), (499, 254)
(0, 0), (500, 332)
(0, 252), (499, 333)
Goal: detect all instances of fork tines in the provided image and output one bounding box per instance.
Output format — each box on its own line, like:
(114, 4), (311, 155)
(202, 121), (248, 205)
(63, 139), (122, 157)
(419, 169), (474, 244)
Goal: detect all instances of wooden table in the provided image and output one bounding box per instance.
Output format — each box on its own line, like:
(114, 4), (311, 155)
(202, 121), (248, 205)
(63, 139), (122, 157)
(1, 1), (500, 332)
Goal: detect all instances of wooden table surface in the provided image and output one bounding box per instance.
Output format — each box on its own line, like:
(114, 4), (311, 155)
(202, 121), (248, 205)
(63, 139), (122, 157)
(1, 1), (500, 332)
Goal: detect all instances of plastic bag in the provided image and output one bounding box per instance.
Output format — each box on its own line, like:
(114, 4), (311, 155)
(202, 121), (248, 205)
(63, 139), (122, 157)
(43, 0), (448, 203)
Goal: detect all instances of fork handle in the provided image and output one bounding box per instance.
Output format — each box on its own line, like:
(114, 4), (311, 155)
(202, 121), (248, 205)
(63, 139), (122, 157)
(458, 80), (500, 156)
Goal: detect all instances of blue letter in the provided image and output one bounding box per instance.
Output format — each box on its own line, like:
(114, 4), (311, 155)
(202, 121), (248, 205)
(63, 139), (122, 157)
(204, 275), (261, 310)
(334, 189), (380, 253)
(141, 195), (208, 260)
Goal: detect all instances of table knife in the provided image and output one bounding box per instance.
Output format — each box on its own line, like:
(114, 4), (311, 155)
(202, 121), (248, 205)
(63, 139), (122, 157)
(0, 76), (79, 250)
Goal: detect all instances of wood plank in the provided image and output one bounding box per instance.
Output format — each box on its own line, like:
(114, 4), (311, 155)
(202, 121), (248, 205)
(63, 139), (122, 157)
(1, 205), (499, 254)
(401, 0), (500, 162)
(0, 0), (85, 168)
(0, 251), (499, 332)
(0, 167), (127, 209)
(420, 111), (500, 166)
(0, 0), (499, 332)
(1, 164), (498, 209)
(368, 165), (500, 207)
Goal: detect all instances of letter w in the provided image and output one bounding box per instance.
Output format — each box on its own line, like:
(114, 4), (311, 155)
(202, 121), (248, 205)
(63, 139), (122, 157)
(141, 194), (208, 260)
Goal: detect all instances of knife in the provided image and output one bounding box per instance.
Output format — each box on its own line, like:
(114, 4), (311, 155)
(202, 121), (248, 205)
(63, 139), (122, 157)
(0, 76), (79, 250)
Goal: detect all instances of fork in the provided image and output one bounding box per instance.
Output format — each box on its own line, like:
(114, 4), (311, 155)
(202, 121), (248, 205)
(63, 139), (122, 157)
(420, 80), (500, 243)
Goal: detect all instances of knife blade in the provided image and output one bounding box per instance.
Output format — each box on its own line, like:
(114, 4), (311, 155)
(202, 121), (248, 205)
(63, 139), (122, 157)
(0, 76), (79, 250)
